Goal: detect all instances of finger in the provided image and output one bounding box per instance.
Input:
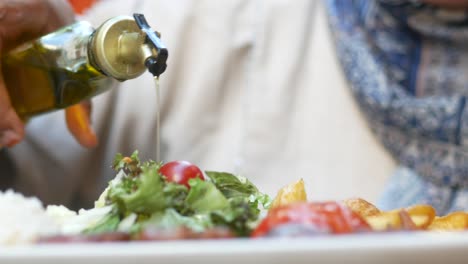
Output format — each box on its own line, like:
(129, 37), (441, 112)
(65, 102), (98, 148)
(0, 119), (23, 148)
(0, 0), (47, 52)
(43, 0), (75, 32)
(0, 0), (75, 52)
(0, 65), (24, 147)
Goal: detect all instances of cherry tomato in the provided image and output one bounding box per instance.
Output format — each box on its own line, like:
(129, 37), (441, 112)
(159, 161), (204, 188)
(251, 201), (371, 237)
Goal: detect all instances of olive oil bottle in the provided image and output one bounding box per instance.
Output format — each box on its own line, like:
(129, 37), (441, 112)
(2, 14), (168, 119)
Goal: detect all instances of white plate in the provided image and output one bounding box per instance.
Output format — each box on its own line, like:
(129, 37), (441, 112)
(1, 232), (467, 264)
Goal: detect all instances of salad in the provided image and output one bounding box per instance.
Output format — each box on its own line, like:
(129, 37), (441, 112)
(41, 151), (271, 242)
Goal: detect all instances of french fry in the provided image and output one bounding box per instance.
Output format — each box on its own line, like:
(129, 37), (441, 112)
(365, 211), (402, 231)
(403, 205), (436, 229)
(344, 199), (435, 231)
(365, 210), (420, 231)
(269, 179), (468, 233)
(343, 198), (413, 231)
(270, 179), (307, 208)
(343, 198), (381, 217)
(428, 212), (468, 231)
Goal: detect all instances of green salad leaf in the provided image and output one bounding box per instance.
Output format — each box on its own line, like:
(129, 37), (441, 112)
(107, 163), (166, 215)
(206, 171), (271, 209)
(204, 171), (271, 236)
(163, 182), (190, 213)
(206, 171), (259, 198)
(82, 208), (121, 235)
(185, 179), (229, 213)
(145, 208), (209, 232)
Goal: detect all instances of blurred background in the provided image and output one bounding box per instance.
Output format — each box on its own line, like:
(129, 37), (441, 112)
(10, 0), (396, 208)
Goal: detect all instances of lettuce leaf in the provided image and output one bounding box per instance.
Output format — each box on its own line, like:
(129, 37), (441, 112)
(187, 172), (271, 236)
(206, 171), (259, 198)
(145, 208), (210, 232)
(107, 164), (165, 214)
(185, 179), (229, 213)
(210, 197), (260, 236)
(206, 171), (271, 209)
(82, 208), (120, 235)
(163, 182), (190, 213)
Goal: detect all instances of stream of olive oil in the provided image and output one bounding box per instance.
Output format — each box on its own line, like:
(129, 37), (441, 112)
(154, 77), (161, 163)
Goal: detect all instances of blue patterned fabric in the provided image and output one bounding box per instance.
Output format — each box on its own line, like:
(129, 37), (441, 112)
(325, 0), (468, 215)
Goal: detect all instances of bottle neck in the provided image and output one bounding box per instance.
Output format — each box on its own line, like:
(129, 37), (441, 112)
(87, 32), (110, 78)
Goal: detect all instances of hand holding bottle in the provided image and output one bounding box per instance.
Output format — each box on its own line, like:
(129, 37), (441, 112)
(0, 0), (97, 148)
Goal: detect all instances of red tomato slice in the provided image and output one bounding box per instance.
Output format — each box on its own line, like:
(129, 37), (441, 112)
(159, 161), (204, 188)
(252, 201), (371, 237)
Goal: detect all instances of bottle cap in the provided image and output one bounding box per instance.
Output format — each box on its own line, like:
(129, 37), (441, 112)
(91, 16), (149, 80)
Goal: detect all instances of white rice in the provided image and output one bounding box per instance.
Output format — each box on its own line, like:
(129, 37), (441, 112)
(0, 190), (59, 245)
(50, 205), (112, 235)
(0, 189), (115, 246)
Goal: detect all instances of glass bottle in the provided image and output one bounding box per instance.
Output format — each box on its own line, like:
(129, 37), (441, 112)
(1, 13), (168, 119)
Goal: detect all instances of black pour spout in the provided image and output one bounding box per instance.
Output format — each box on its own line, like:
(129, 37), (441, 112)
(134, 13), (168, 77)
